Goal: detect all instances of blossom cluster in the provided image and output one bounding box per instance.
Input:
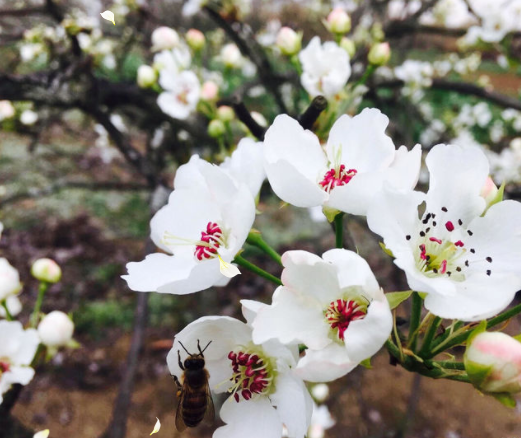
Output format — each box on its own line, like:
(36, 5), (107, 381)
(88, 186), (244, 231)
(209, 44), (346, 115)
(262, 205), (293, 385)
(123, 97), (521, 435)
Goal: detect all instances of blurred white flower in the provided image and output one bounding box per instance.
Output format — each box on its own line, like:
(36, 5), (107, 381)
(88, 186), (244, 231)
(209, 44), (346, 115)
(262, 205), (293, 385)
(151, 27), (180, 51)
(0, 295), (22, 319)
(299, 37), (351, 99)
(0, 101), (15, 121)
(221, 43), (243, 69)
(31, 258), (62, 283)
(20, 109), (38, 126)
(310, 383), (330, 402)
(157, 70), (200, 120)
(0, 258), (22, 301)
(0, 321), (40, 405)
(137, 65), (157, 88)
(308, 404), (336, 438)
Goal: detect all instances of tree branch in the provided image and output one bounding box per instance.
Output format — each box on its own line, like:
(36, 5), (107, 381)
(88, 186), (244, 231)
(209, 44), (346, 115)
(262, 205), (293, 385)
(218, 96), (266, 141)
(298, 96), (328, 130)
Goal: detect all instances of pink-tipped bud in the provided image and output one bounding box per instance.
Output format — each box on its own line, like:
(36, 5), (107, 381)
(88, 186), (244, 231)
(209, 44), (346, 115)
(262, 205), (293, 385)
(368, 42), (391, 66)
(200, 81), (219, 101)
(137, 65), (157, 88)
(221, 43), (242, 68)
(37, 311), (74, 348)
(151, 26), (179, 51)
(31, 258), (62, 283)
(217, 105), (234, 122)
(326, 8), (351, 34)
(186, 29), (205, 51)
(276, 27), (301, 56)
(480, 176), (499, 206)
(465, 331), (521, 394)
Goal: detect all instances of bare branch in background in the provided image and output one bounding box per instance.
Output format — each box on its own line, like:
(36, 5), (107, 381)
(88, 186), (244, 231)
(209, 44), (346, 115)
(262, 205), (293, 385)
(218, 96), (266, 141)
(298, 95), (328, 130)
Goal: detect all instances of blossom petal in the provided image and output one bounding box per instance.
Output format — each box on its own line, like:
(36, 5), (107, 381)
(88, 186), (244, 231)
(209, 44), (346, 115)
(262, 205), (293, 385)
(166, 316), (251, 393)
(295, 343), (356, 382)
(281, 251), (341, 303)
(343, 295), (393, 363)
(425, 144), (488, 223)
(251, 286), (329, 350)
(326, 109), (395, 172)
(384, 144), (422, 190)
(214, 397), (282, 438)
(270, 372), (313, 438)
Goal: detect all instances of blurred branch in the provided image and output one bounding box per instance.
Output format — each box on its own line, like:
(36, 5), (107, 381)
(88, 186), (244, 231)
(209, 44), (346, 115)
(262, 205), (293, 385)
(298, 96), (328, 130)
(204, 5), (288, 113)
(0, 181), (149, 208)
(218, 96), (266, 140)
(385, 22), (467, 38)
(0, 7), (46, 17)
(375, 78), (521, 111)
(44, 0), (82, 57)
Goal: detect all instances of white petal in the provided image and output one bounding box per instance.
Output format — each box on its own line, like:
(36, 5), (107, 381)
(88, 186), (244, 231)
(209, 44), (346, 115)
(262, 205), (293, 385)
(326, 109), (395, 172)
(251, 287), (329, 349)
(150, 417), (161, 435)
(425, 143), (488, 223)
(281, 251), (341, 303)
(218, 256), (241, 278)
(166, 316), (251, 393)
(270, 372), (313, 438)
(343, 296), (393, 363)
(2, 366), (35, 389)
(33, 430), (50, 438)
(295, 343), (356, 382)
(321, 249), (380, 295)
(214, 397), (282, 438)
(240, 299), (268, 326)
(384, 144), (422, 190)
(100, 10), (115, 25)
(11, 328), (39, 365)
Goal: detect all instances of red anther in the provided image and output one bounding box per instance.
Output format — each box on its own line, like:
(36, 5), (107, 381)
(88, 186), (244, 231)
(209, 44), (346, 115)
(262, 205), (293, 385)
(419, 244), (427, 260)
(242, 378), (250, 388)
(0, 361), (10, 373)
(429, 237), (442, 245)
(440, 260), (448, 274)
(228, 351), (236, 360)
(241, 390), (252, 400)
(445, 221), (454, 232)
(455, 240), (464, 247)
(245, 367), (256, 377)
(325, 299), (367, 341)
(194, 222), (223, 260)
(234, 393), (240, 403)
(319, 166), (358, 192)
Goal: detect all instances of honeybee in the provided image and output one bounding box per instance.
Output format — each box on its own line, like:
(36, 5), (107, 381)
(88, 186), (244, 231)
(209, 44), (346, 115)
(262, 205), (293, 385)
(172, 339), (215, 431)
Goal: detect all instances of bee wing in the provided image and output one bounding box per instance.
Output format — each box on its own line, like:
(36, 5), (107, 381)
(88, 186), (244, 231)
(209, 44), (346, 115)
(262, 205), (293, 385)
(174, 391), (187, 432)
(204, 386), (215, 423)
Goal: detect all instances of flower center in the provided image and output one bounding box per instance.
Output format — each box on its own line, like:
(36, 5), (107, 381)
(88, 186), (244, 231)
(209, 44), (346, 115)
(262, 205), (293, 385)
(162, 221), (226, 261)
(406, 207), (494, 280)
(319, 164), (357, 193)
(325, 299), (367, 341)
(227, 349), (274, 402)
(0, 359), (10, 378)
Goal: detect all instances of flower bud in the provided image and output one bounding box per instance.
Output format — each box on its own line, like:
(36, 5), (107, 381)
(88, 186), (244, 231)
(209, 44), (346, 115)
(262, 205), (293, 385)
(465, 331), (521, 394)
(276, 27), (302, 56)
(0, 295), (22, 318)
(221, 43), (242, 68)
(200, 81), (219, 101)
(208, 119), (226, 138)
(0, 258), (22, 301)
(186, 29), (205, 51)
(339, 37), (356, 58)
(151, 26), (179, 51)
(251, 111), (268, 128)
(20, 109), (38, 126)
(137, 65), (157, 88)
(311, 383), (330, 402)
(31, 258), (62, 283)
(217, 105), (234, 122)
(0, 100), (15, 121)
(480, 176), (498, 205)
(37, 311), (74, 348)
(368, 42), (391, 66)
(325, 8), (351, 34)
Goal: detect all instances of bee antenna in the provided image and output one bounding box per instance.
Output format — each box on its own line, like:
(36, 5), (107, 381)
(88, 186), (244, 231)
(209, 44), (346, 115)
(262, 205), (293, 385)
(177, 340), (191, 355)
(201, 340), (212, 353)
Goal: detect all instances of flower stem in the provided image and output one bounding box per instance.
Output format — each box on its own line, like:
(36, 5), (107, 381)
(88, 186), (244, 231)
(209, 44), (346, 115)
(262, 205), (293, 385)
(418, 316), (442, 358)
(428, 302), (521, 358)
(30, 281), (49, 327)
(246, 232), (282, 265)
(233, 255), (282, 286)
(334, 213), (344, 248)
(407, 292), (422, 351)
(1, 300), (13, 321)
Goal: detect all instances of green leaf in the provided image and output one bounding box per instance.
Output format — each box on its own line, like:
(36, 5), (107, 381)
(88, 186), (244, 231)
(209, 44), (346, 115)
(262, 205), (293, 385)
(492, 393), (517, 408)
(359, 358), (372, 369)
(385, 291), (413, 310)
(379, 241), (394, 258)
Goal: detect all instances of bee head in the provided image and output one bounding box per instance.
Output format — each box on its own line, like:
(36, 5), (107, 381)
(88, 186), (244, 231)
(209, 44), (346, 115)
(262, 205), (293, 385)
(184, 355), (205, 369)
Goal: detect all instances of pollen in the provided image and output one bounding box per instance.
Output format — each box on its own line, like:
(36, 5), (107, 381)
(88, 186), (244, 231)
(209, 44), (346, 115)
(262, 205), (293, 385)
(325, 299), (367, 341)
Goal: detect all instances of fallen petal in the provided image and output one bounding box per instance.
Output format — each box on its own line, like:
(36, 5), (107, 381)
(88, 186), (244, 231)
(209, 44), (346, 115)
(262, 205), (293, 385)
(34, 431), (50, 438)
(218, 255), (241, 278)
(150, 417), (161, 435)
(100, 10), (115, 25)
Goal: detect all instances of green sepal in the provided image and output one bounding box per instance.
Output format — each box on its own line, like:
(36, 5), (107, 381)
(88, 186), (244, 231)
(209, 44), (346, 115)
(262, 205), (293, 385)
(359, 358), (372, 369)
(385, 291), (413, 310)
(492, 392), (517, 408)
(514, 333), (521, 342)
(323, 206), (340, 223)
(484, 181), (505, 214)
(467, 320), (488, 345)
(378, 242), (394, 258)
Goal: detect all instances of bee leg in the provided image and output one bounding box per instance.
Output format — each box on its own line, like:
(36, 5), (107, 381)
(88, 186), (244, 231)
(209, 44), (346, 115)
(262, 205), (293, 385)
(178, 350), (185, 370)
(172, 374), (182, 397)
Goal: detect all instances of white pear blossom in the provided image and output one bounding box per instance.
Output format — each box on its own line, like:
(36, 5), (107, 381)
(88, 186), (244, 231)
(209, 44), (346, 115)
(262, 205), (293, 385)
(251, 249), (392, 382)
(367, 143), (521, 321)
(151, 27), (179, 51)
(308, 404), (336, 438)
(221, 44), (243, 69)
(298, 37), (351, 99)
(123, 156), (256, 295)
(394, 60), (433, 88)
(20, 109), (38, 126)
(37, 311), (74, 348)
(157, 70), (200, 120)
(263, 108), (421, 217)
(166, 308), (313, 438)
(0, 258), (22, 301)
(0, 101), (15, 121)
(0, 321), (40, 405)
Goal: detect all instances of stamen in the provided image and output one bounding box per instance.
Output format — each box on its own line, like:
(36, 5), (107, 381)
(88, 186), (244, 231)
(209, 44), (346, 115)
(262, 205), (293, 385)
(228, 349), (273, 402)
(445, 221), (454, 232)
(429, 237), (442, 245)
(319, 165), (357, 193)
(325, 299), (367, 341)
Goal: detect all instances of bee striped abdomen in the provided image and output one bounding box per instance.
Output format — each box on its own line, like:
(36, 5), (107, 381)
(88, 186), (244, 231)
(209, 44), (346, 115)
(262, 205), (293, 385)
(182, 392), (208, 427)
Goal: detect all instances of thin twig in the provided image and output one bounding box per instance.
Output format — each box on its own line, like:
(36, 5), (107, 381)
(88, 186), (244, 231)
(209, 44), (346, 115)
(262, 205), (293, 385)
(298, 96), (328, 130)
(218, 96), (266, 140)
